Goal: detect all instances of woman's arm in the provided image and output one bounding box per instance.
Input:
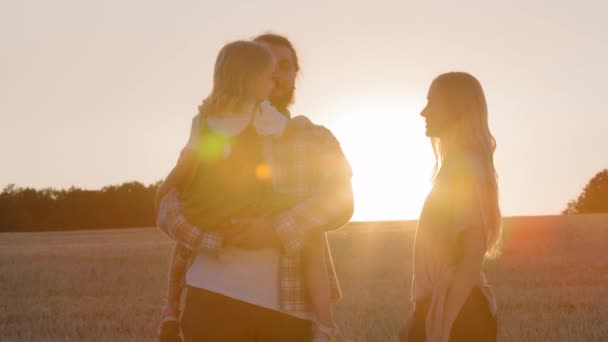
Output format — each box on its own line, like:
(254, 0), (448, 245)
(439, 224), (486, 341)
(436, 163), (488, 342)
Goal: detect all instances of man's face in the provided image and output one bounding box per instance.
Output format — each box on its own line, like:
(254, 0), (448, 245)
(260, 43), (297, 112)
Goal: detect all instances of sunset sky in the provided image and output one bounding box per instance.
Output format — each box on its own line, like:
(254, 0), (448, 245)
(1, 0), (606, 220)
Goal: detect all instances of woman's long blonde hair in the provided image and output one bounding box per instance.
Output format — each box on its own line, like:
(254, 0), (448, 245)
(198, 40), (273, 117)
(431, 72), (502, 259)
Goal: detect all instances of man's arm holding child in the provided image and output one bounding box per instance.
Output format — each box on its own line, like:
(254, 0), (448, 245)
(155, 148), (195, 212)
(156, 115), (201, 211)
(157, 188), (225, 255)
(272, 126), (354, 254)
(231, 123), (354, 254)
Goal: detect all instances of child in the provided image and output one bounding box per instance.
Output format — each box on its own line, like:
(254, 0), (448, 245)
(156, 40), (346, 342)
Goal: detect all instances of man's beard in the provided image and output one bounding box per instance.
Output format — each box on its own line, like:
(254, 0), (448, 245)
(269, 87), (295, 115)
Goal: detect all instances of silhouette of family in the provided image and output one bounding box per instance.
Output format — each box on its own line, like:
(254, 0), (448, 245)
(155, 33), (501, 342)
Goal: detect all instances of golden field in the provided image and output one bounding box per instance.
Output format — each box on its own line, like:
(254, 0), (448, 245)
(1, 214), (607, 341)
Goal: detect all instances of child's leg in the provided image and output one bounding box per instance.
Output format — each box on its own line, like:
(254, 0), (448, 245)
(303, 232), (334, 327)
(164, 244), (192, 318)
(159, 244), (192, 342)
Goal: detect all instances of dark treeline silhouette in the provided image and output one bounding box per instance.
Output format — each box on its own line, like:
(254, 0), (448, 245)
(2, 169), (607, 232)
(563, 169), (608, 215)
(0, 181), (160, 232)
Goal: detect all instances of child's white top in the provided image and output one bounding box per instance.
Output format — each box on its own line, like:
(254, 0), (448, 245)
(184, 100), (287, 154)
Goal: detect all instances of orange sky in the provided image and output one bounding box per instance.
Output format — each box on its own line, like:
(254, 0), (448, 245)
(1, 0), (606, 220)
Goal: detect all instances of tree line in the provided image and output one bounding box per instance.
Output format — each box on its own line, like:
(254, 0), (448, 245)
(563, 169), (608, 215)
(0, 169), (606, 232)
(0, 181), (159, 232)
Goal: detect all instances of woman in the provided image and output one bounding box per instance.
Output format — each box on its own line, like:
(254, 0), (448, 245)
(402, 72), (502, 342)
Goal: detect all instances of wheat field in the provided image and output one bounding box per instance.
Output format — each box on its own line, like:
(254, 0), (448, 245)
(1, 214), (608, 341)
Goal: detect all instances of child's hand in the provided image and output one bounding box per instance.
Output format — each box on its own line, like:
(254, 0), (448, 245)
(284, 115), (313, 136)
(290, 115), (312, 127)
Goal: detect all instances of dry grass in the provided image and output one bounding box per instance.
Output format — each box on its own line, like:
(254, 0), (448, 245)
(1, 214), (608, 341)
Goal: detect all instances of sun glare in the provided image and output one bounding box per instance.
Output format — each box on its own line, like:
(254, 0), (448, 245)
(328, 96), (435, 221)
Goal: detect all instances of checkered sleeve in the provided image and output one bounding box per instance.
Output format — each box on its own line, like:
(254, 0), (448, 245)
(274, 127), (354, 255)
(157, 188), (223, 254)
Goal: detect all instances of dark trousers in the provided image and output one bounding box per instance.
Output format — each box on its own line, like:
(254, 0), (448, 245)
(181, 286), (312, 342)
(405, 287), (497, 342)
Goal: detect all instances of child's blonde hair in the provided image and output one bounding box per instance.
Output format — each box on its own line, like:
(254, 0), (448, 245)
(199, 40), (274, 117)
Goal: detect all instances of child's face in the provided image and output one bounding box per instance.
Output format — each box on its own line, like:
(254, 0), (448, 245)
(250, 61), (276, 102)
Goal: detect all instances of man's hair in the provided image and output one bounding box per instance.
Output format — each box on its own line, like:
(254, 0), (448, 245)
(253, 33), (300, 72)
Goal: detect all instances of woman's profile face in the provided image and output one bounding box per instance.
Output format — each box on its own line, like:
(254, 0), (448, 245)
(420, 83), (452, 138)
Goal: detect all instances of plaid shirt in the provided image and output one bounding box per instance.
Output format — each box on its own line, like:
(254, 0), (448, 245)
(157, 118), (353, 318)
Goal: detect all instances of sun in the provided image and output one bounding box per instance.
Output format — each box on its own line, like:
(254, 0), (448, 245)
(328, 96), (435, 221)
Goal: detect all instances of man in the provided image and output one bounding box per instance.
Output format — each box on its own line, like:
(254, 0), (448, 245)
(157, 33), (354, 341)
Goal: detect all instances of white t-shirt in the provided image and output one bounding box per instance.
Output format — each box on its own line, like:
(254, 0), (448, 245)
(184, 100), (287, 312)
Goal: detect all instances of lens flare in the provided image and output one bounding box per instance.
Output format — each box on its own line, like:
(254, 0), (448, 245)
(255, 163), (271, 180)
(197, 133), (230, 162)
